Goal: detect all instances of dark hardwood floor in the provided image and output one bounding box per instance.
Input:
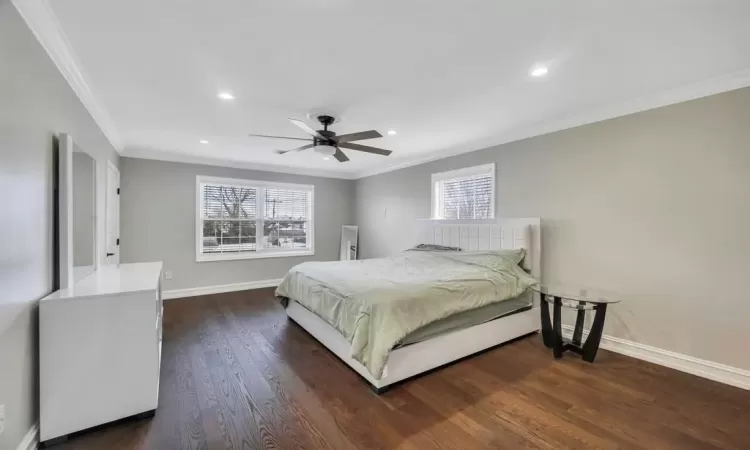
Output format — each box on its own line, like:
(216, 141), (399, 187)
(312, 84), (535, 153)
(54, 288), (750, 449)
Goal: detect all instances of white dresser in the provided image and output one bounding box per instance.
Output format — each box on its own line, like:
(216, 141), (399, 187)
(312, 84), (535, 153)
(40, 262), (163, 444)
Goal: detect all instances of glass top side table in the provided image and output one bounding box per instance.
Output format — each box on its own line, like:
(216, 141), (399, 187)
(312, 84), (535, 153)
(531, 283), (621, 362)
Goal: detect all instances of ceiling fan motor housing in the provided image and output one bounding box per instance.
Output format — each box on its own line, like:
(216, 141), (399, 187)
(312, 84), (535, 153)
(313, 117), (337, 156)
(315, 129), (336, 144)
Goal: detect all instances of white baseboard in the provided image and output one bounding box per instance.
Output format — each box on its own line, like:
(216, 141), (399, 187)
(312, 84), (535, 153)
(562, 325), (750, 390)
(16, 423), (38, 450)
(163, 278), (282, 300)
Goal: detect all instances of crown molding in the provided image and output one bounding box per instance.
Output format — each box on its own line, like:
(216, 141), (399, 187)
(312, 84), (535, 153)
(122, 147), (358, 180)
(354, 68), (750, 179)
(12, 0), (124, 152)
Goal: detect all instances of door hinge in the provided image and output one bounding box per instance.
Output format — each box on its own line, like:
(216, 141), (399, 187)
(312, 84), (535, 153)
(116, 238), (120, 245)
(117, 188), (120, 194)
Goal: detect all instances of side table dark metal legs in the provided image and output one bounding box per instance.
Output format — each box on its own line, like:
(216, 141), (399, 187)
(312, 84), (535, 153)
(552, 296), (563, 358)
(539, 296), (609, 362)
(582, 303), (607, 362)
(572, 306), (585, 346)
(540, 295), (554, 347)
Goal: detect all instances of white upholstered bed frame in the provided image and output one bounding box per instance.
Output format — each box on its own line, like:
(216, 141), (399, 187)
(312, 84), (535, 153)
(285, 218), (542, 392)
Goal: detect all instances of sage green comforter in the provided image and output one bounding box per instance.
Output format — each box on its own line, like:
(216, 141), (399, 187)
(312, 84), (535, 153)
(275, 250), (537, 379)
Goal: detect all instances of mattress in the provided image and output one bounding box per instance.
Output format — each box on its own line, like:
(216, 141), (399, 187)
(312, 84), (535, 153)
(396, 296), (532, 347)
(276, 250), (537, 379)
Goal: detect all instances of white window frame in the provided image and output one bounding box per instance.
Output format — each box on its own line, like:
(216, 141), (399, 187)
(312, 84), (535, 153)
(431, 163), (495, 220)
(195, 175), (315, 262)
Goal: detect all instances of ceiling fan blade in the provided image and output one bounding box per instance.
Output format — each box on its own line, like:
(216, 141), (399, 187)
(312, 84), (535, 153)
(333, 147), (350, 162)
(275, 143), (314, 155)
(338, 142), (392, 156)
(335, 130), (382, 144)
(288, 118), (326, 140)
(249, 133), (313, 141)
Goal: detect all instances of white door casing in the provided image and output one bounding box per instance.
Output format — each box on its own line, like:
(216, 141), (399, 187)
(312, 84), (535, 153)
(105, 162), (120, 265)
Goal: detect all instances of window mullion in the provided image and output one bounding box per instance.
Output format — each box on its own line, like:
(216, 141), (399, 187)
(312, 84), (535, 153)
(256, 187), (264, 251)
(219, 186), (225, 253)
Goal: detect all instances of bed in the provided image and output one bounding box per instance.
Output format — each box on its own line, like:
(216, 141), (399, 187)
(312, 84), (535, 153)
(279, 218), (542, 393)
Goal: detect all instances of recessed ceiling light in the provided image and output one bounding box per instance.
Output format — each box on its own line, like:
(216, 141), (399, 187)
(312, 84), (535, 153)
(530, 66), (549, 77)
(387, 130), (397, 136)
(217, 91), (235, 100)
(323, 157), (331, 160)
(199, 139), (209, 144)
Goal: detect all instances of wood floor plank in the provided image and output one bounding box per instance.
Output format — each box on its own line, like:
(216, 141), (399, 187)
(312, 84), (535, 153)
(217, 297), (351, 450)
(412, 372), (547, 450)
(53, 288), (750, 449)
(253, 325), (404, 449)
(207, 360), (265, 449)
(248, 339), (358, 450)
(208, 303), (312, 450)
(171, 314), (210, 450)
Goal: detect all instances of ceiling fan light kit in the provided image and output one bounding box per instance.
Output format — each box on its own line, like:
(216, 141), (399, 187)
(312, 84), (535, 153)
(313, 144), (336, 156)
(249, 115), (393, 163)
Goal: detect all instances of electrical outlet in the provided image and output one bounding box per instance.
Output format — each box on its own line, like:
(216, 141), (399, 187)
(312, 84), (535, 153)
(164, 270), (173, 280)
(0, 404), (5, 435)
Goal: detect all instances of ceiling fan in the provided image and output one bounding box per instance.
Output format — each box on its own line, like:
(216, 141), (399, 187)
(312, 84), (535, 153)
(248, 115), (392, 162)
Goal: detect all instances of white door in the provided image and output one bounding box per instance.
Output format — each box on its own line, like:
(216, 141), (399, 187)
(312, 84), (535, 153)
(105, 162), (120, 265)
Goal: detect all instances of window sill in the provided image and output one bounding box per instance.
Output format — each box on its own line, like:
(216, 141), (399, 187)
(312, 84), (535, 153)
(423, 217), (496, 222)
(197, 249), (314, 262)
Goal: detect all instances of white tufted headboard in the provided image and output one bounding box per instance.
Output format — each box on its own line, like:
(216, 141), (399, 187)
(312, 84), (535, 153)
(417, 218), (542, 303)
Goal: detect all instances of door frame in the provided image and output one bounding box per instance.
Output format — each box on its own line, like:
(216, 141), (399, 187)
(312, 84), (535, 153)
(105, 160), (120, 265)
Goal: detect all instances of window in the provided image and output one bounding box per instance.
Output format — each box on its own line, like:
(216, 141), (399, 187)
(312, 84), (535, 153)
(431, 163), (495, 220)
(196, 176), (313, 261)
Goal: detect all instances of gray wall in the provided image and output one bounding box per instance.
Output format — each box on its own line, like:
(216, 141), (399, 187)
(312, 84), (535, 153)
(120, 157), (355, 291)
(0, 2), (120, 448)
(356, 87), (750, 371)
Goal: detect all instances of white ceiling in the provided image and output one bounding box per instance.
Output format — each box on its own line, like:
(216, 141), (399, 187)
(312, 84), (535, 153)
(40, 0), (750, 178)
